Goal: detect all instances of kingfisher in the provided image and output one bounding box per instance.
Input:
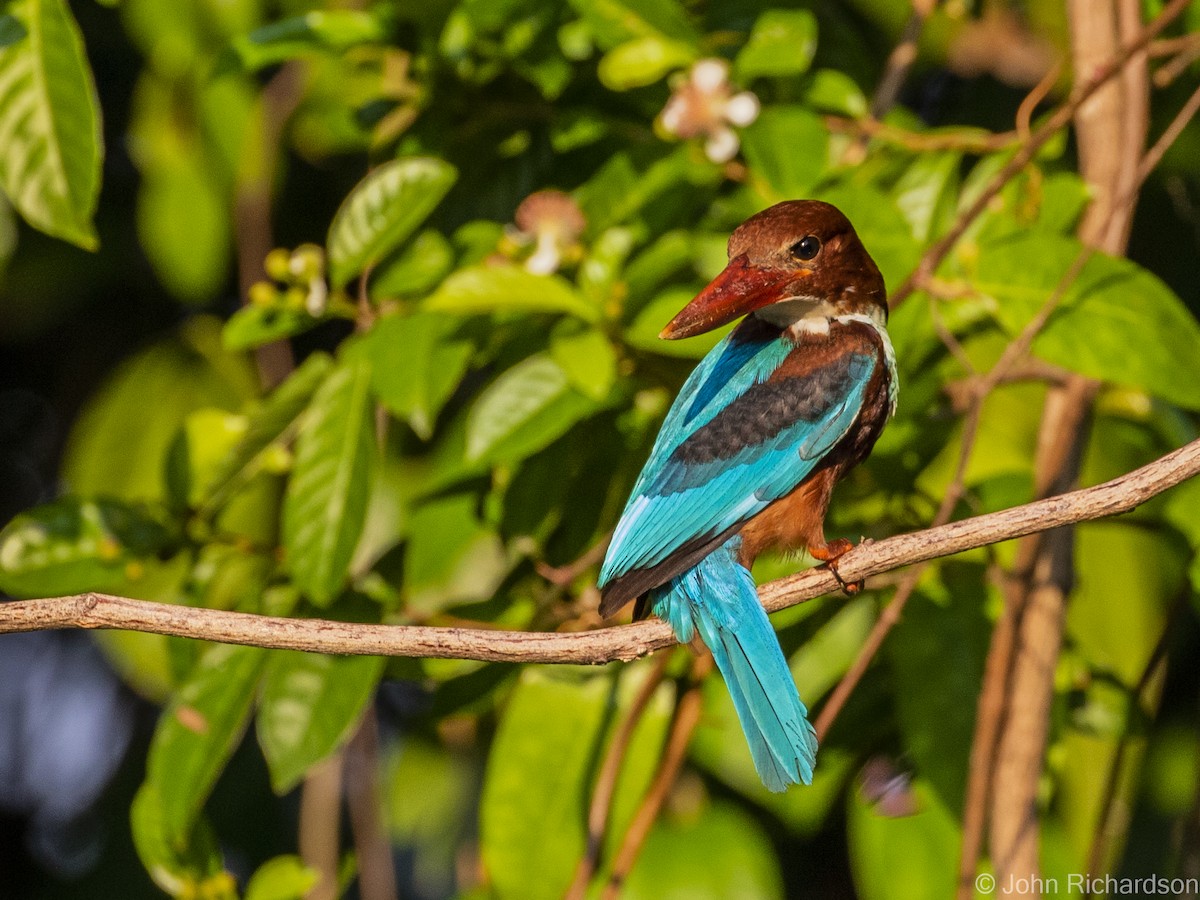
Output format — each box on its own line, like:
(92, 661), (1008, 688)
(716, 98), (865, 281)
(597, 200), (897, 791)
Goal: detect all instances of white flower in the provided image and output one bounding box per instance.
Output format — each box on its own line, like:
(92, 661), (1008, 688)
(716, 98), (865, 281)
(658, 58), (760, 163)
(508, 190), (587, 275)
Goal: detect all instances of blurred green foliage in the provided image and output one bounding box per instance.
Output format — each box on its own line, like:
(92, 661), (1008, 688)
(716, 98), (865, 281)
(1, 0), (1199, 897)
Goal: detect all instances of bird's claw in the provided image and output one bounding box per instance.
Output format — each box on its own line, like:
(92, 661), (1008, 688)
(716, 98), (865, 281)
(812, 538), (863, 596)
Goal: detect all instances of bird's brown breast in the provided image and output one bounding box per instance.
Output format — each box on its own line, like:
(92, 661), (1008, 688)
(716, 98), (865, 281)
(737, 318), (893, 565)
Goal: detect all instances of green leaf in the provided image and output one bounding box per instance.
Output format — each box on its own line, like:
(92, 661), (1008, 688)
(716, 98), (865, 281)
(136, 144), (230, 305)
(481, 665), (672, 900)
(165, 409), (249, 511)
(578, 226), (636, 302)
(891, 151), (961, 243)
(369, 229), (455, 300)
(131, 784), (229, 899)
(200, 353), (335, 516)
(282, 357), (376, 605)
(1034, 172), (1090, 235)
(244, 856), (320, 900)
(482, 668), (609, 900)
(550, 110), (609, 152)
(64, 317), (259, 503)
(145, 643), (268, 843)
(232, 11), (386, 71)
(887, 566), (990, 814)
(0, 497), (173, 598)
(1069, 522), (1184, 693)
(465, 353), (597, 464)
(624, 287), (730, 358)
(404, 493), (510, 616)
(741, 106), (828, 200)
(977, 235), (1200, 410)
(849, 777), (961, 900)
(734, 9), (817, 80)
(383, 739), (477, 893)
(597, 36), (693, 90)
(622, 802), (784, 898)
(424, 265), (599, 322)
(549, 325), (617, 401)
(1059, 522), (1185, 872)
(573, 146), (717, 234)
(327, 157), (457, 286)
(223, 305), (333, 352)
(802, 68), (868, 117)
(623, 229), (694, 309)
(565, 0), (699, 51)
(0, 0), (102, 249)
(355, 313), (473, 440)
(258, 651), (385, 793)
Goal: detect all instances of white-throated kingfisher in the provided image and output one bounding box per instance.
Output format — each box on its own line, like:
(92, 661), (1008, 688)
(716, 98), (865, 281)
(597, 200), (897, 791)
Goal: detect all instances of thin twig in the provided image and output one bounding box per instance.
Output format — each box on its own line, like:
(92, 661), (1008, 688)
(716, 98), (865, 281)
(299, 752), (343, 900)
(1015, 62), (1062, 141)
(234, 63), (306, 390)
(345, 709), (397, 900)
(870, 0), (939, 120)
(565, 654), (672, 900)
(536, 534), (612, 587)
(824, 116), (1021, 154)
(1148, 33), (1200, 58)
(2, 439), (1198, 662)
(1135, 79), (1200, 185)
(1153, 40), (1200, 87)
(957, 564), (1019, 899)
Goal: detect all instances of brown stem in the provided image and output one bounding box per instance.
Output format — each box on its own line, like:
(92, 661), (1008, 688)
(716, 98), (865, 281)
(1015, 63), (1062, 142)
(299, 752), (343, 900)
(601, 655), (711, 899)
(234, 63), (307, 389)
(346, 708), (397, 900)
(957, 571), (1020, 899)
(1152, 38), (1200, 86)
(824, 116), (1021, 154)
(1135, 80), (1200, 186)
(1, 439), (1198, 661)
(869, 0), (938, 120)
(536, 534), (613, 587)
(565, 655), (672, 900)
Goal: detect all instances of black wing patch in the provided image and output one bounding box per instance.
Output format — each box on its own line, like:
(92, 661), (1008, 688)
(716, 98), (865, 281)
(670, 352), (861, 465)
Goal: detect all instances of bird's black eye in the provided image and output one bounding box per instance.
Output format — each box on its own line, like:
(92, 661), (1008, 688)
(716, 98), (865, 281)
(790, 235), (821, 261)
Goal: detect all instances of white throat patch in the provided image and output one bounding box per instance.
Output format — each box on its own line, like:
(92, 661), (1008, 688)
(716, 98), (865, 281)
(754, 296), (839, 333)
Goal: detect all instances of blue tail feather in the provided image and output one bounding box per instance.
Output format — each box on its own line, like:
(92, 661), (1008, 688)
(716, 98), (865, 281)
(651, 537), (818, 792)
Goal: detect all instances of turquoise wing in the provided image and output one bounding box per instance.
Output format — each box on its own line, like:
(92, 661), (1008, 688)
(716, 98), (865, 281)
(599, 325), (878, 605)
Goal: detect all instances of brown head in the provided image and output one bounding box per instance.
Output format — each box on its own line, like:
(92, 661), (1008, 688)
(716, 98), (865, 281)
(661, 200), (887, 340)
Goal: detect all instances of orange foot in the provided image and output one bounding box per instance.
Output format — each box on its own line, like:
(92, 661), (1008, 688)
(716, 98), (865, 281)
(810, 538), (862, 595)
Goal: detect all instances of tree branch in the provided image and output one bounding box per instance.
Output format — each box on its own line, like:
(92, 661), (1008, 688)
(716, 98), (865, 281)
(1, 440), (1196, 663)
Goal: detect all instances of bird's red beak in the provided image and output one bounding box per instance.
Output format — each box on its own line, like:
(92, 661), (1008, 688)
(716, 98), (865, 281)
(659, 255), (801, 340)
